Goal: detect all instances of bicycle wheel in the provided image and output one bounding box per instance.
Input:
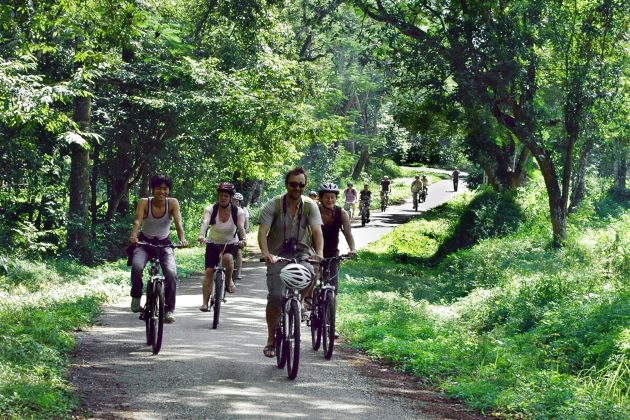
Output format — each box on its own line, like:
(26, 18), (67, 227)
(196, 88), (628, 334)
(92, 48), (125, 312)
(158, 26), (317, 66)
(322, 291), (336, 359)
(144, 294), (152, 345)
(286, 299), (301, 380)
(152, 281), (165, 354)
(310, 294), (322, 351)
(275, 323), (286, 368)
(212, 272), (224, 329)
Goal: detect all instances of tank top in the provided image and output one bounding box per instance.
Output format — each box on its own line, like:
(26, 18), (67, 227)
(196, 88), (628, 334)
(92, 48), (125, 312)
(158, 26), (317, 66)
(321, 205), (343, 258)
(208, 206), (241, 244)
(142, 198), (171, 240)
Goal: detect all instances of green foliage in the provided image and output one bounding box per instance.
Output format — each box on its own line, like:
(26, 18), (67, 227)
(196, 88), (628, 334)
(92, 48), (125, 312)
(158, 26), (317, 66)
(338, 181), (629, 418)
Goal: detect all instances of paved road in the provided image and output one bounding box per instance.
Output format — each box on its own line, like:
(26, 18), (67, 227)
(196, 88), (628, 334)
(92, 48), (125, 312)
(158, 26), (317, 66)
(70, 179), (475, 419)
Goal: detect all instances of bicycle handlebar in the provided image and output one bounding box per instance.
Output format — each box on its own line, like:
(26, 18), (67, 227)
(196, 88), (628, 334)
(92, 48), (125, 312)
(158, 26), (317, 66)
(136, 241), (186, 249)
(259, 254), (354, 264)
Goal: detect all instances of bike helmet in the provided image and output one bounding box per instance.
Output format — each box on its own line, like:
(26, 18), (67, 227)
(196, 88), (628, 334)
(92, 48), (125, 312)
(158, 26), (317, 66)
(308, 190), (318, 197)
(217, 182), (235, 196)
(233, 192), (244, 201)
(319, 182), (339, 196)
(347, 182), (353, 187)
(279, 263), (312, 290)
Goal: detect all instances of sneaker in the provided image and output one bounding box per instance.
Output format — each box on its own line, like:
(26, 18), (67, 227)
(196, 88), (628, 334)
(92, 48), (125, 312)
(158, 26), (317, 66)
(130, 297), (142, 313)
(165, 311), (175, 324)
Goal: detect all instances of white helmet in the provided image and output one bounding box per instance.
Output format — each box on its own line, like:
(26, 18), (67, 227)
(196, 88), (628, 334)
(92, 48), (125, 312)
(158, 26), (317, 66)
(280, 263), (312, 290)
(233, 192), (244, 201)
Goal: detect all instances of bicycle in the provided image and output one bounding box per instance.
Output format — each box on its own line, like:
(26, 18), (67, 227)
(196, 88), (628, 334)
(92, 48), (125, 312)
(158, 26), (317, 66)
(136, 241), (184, 354)
(309, 254), (351, 359)
(412, 191), (420, 211)
(260, 256), (315, 380)
(204, 240), (241, 329)
(380, 190), (389, 212)
(359, 199), (371, 226)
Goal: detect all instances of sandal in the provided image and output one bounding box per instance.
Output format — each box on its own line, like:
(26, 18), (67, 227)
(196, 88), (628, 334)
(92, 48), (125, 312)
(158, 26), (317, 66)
(226, 283), (236, 294)
(263, 344), (275, 358)
(199, 304), (209, 312)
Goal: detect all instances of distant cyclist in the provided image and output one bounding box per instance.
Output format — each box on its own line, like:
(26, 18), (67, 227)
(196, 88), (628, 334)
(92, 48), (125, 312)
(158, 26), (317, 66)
(197, 182), (247, 311)
(411, 175), (423, 205)
(232, 192), (250, 280)
(128, 174), (188, 324)
(343, 182), (358, 218)
(359, 184), (372, 223)
(421, 175), (429, 194)
(380, 176), (391, 208)
(452, 169), (460, 192)
(308, 190), (319, 202)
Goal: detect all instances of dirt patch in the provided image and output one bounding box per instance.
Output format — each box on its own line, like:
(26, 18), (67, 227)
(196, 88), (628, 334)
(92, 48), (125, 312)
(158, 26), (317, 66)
(337, 340), (490, 420)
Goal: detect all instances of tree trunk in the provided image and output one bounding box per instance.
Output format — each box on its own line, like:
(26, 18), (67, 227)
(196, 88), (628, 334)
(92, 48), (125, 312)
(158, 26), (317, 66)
(351, 144), (369, 180)
(613, 137), (628, 192)
(569, 136), (594, 213)
(68, 96), (92, 261)
(90, 141), (100, 234)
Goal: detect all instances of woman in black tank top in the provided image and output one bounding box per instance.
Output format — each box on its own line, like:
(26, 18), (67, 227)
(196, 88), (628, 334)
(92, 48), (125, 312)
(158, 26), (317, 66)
(318, 183), (357, 259)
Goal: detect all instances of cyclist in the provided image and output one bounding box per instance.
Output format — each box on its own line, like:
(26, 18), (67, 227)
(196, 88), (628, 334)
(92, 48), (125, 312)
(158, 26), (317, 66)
(343, 182), (358, 218)
(197, 182), (247, 311)
(421, 175), (429, 195)
(380, 175), (391, 208)
(359, 183), (372, 223)
(411, 175), (423, 206)
(318, 182), (357, 285)
(452, 168), (460, 192)
(232, 192), (250, 280)
(308, 190), (319, 203)
(129, 174), (188, 324)
(258, 167), (323, 358)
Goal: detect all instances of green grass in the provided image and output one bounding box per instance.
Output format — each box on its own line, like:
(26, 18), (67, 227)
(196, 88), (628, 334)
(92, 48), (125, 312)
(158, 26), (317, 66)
(338, 177), (630, 418)
(0, 246), (205, 419)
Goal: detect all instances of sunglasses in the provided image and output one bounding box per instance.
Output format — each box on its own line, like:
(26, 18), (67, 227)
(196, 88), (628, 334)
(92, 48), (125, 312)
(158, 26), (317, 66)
(288, 182), (306, 188)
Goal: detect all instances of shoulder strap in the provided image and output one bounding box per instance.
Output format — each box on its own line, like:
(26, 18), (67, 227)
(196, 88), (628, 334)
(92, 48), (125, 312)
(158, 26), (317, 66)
(209, 203), (219, 225)
(231, 204), (238, 224)
(270, 195), (283, 229)
(334, 205), (342, 228)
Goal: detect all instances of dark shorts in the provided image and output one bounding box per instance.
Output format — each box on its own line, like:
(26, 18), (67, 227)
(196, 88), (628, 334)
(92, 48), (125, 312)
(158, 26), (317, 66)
(205, 243), (239, 269)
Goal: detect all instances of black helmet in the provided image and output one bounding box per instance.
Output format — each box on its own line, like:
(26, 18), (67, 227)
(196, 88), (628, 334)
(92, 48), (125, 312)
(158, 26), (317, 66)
(319, 182), (339, 195)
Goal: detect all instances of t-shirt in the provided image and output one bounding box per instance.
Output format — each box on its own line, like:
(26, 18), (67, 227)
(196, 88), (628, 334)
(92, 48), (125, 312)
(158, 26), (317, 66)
(359, 190), (372, 201)
(380, 180), (391, 192)
(259, 195), (323, 256)
(411, 180), (423, 193)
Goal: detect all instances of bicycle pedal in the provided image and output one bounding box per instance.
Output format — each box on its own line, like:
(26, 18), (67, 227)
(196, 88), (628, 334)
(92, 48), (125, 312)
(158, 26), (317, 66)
(139, 312), (146, 320)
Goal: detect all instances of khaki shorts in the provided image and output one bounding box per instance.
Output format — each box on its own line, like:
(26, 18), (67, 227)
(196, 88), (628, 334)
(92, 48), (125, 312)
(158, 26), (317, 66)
(266, 258), (314, 308)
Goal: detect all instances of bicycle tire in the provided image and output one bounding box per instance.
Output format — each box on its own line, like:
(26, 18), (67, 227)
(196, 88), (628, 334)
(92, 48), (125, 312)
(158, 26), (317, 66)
(286, 299), (301, 380)
(148, 282), (158, 350)
(322, 291), (336, 359)
(310, 294), (322, 351)
(152, 281), (165, 354)
(212, 272), (224, 329)
(144, 293), (152, 345)
(275, 324), (286, 368)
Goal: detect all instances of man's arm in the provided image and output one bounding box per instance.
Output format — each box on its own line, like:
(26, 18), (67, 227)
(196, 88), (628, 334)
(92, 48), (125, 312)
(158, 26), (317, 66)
(129, 198), (147, 244)
(258, 224), (275, 263)
(340, 210), (356, 256)
(170, 199), (188, 246)
(198, 206), (212, 244)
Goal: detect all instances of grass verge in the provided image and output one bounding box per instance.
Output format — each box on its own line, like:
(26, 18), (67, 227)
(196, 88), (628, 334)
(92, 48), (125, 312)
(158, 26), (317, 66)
(338, 178), (629, 418)
(0, 246), (205, 418)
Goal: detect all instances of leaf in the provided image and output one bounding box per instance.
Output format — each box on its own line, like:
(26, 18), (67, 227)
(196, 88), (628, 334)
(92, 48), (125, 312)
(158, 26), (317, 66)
(59, 131), (91, 150)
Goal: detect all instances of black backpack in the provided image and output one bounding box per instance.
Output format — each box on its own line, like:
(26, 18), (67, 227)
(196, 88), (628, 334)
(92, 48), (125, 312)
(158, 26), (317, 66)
(209, 203), (238, 226)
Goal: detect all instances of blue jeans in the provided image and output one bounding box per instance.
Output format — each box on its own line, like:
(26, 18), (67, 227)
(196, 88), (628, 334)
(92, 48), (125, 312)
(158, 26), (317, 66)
(130, 246), (178, 312)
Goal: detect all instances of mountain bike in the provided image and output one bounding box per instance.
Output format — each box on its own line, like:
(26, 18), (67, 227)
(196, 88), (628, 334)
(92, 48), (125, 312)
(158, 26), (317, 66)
(380, 190), (389, 212)
(359, 199), (371, 226)
(205, 241), (241, 329)
(309, 254), (351, 359)
(260, 256), (315, 380)
(137, 241), (184, 354)
(412, 191), (420, 211)
(420, 186), (427, 203)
